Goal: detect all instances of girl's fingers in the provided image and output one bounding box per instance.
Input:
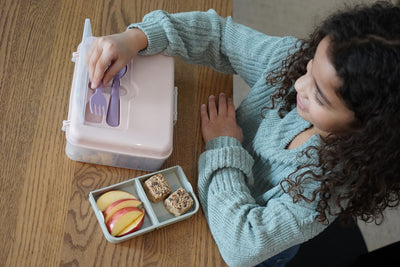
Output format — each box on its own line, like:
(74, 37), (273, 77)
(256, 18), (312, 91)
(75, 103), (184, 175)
(200, 103), (209, 124)
(218, 93), (227, 116)
(87, 42), (101, 86)
(227, 97), (236, 118)
(88, 37), (118, 88)
(92, 55), (111, 88)
(102, 61), (125, 87)
(208, 95), (217, 120)
(202, 93), (232, 121)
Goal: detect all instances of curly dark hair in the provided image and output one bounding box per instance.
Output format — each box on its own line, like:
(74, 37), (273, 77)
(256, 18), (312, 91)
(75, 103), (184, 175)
(267, 1), (400, 225)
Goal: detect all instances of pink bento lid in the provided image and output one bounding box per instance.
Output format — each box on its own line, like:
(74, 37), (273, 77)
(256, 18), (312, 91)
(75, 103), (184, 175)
(65, 33), (175, 160)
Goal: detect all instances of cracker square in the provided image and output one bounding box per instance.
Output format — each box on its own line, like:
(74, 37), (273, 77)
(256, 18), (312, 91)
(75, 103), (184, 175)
(143, 173), (171, 203)
(164, 188), (194, 216)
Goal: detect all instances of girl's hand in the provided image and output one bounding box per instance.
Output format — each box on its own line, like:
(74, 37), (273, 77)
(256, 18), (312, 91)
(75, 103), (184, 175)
(87, 28), (148, 89)
(201, 93), (243, 144)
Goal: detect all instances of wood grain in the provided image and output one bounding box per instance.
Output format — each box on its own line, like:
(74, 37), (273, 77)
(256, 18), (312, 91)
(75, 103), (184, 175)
(0, 0), (232, 266)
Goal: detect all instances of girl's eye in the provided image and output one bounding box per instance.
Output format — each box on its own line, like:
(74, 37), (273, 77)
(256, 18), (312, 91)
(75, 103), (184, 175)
(314, 89), (324, 105)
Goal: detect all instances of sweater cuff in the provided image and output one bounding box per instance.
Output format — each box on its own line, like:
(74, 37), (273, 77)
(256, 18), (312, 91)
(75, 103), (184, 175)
(205, 136), (242, 150)
(199, 137), (254, 186)
(127, 19), (168, 55)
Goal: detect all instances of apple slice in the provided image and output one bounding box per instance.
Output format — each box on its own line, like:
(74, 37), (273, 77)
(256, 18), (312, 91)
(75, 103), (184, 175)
(103, 198), (142, 224)
(116, 210), (145, 237)
(106, 207), (143, 236)
(96, 190), (137, 211)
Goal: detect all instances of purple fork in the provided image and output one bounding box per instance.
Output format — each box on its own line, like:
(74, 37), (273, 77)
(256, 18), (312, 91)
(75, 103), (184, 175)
(89, 83), (107, 116)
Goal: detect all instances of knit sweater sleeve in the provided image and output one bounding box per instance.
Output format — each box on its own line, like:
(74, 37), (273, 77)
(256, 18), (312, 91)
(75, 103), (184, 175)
(198, 136), (328, 267)
(128, 9), (297, 88)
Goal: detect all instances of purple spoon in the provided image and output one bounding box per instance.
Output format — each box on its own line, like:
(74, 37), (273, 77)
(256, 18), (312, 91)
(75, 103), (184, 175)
(106, 66), (127, 127)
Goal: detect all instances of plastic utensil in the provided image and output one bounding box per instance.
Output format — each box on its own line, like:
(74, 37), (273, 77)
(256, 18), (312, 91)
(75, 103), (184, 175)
(106, 66), (127, 127)
(89, 83), (107, 116)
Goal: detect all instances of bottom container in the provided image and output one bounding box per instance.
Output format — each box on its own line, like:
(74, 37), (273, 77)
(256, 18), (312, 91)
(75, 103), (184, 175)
(89, 166), (200, 243)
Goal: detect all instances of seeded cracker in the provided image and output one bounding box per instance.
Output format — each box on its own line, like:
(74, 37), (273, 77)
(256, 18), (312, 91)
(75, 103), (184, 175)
(164, 188), (194, 217)
(143, 173), (172, 203)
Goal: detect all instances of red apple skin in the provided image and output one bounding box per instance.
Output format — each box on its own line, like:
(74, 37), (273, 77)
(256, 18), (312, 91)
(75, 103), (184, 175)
(116, 211), (145, 237)
(96, 190), (137, 212)
(106, 207), (143, 236)
(103, 198), (142, 223)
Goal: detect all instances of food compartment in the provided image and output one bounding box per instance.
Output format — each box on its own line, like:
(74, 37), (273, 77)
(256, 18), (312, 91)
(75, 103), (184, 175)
(89, 177), (157, 243)
(138, 166), (198, 225)
(89, 165), (199, 243)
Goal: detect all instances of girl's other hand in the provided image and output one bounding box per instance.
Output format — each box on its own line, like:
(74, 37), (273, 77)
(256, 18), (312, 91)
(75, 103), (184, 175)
(201, 93), (243, 144)
(87, 28), (148, 89)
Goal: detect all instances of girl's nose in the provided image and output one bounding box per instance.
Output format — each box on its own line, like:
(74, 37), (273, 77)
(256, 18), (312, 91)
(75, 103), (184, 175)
(294, 74), (309, 98)
(295, 59), (313, 97)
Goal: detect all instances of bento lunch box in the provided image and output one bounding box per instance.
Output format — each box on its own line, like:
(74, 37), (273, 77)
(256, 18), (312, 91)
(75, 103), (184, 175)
(89, 166), (200, 243)
(62, 19), (177, 171)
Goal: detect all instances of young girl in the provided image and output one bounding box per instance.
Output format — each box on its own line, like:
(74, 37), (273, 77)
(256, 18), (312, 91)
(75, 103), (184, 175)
(87, 2), (400, 266)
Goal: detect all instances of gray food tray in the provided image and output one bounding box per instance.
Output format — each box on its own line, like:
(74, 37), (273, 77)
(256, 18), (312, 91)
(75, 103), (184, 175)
(89, 165), (200, 243)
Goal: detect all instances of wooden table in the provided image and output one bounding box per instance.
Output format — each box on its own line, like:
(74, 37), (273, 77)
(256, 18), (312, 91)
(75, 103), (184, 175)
(1, 0), (232, 266)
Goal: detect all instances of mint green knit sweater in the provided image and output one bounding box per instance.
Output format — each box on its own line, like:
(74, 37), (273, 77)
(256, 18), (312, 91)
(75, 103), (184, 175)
(130, 9), (336, 267)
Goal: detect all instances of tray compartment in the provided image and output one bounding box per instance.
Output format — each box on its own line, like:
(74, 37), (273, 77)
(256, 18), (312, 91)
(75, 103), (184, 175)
(89, 165), (199, 243)
(138, 166), (198, 224)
